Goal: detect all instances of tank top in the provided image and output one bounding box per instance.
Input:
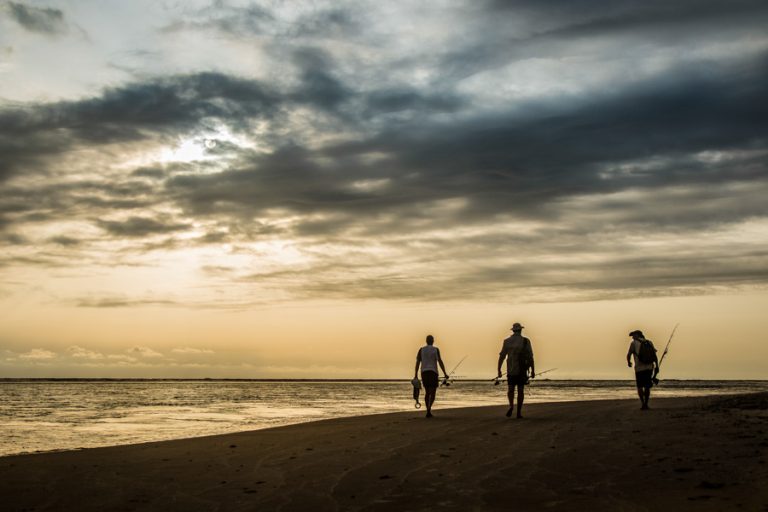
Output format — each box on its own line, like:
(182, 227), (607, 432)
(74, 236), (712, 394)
(420, 345), (439, 373)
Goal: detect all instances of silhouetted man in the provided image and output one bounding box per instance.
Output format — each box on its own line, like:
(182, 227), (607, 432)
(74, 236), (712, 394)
(626, 330), (659, 410)
(414, 335), (448, 418)
(497, 322), (535, 418)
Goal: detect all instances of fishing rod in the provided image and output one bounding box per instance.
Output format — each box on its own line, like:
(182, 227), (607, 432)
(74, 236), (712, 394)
(441, 355), (467, 387)
(493, 367), (557, 385)
(535, 368), (557, 377)
(653, 323), (679, 385)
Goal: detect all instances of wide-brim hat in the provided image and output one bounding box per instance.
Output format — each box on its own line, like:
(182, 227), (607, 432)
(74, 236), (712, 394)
(511, 322), (524, 331)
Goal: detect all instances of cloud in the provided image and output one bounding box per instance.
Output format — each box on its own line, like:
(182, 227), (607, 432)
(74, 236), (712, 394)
(66, 345), (104, 360)
(48, 235), (81, 247)
(76, 297), (177, 308)
(162, 56), (768, 232)
(106, 354), (139, 363)
(162, 3), (273, 37)
(437, 0), (768, 83)
(1, 232), (27, 244)
(65, 346), (140, 364)
(171, 347), (214, 355)
(7, 2), (68, 36)
(96, 216), (191, 238)
(128, 346), (163, 358)
(18, 348), (56, 360)
(1, 2), (767, 304)
(0, 72), (279, 182)
(162, 3), (362, 41)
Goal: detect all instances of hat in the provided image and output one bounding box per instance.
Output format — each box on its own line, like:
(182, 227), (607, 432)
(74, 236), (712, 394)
(511, 322), (524, 331)
(629, 330), (644, 338)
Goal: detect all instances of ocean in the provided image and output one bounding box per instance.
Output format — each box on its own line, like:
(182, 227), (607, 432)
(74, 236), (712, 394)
(1, 379), (766, 457)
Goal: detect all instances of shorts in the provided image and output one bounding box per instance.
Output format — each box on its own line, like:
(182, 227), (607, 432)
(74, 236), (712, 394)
(507, 374), (528, 387)
(421, 371), (439, 389)
(635, 369), (654, 388)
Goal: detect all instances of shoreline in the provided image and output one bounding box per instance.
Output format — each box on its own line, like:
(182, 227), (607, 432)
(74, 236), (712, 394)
(3, 387), (767, 459)
(2, 393), (766, 511)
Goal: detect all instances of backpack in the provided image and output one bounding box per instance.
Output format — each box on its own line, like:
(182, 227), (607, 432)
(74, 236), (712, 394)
(517, 337), (533, 373)
(637, 339), (656, 364)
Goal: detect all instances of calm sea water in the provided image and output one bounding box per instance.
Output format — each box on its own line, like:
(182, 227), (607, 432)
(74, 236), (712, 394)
(1, 379), (766, 457)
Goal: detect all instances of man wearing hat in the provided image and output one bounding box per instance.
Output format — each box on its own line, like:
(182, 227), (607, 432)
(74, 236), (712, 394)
(626, 330), (658, 410)
(497, 322), (535, 418)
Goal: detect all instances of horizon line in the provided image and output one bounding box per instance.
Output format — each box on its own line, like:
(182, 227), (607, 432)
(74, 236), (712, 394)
(1, 377), (766, 382)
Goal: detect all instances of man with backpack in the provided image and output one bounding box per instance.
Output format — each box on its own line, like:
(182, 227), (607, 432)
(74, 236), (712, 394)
(497, 322), (535, 418)
(626, 330), (659, 410)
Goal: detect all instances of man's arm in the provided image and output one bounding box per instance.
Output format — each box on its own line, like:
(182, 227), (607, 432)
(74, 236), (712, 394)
(527, 339), (535, 378)
(497, 346), (506, 378)
(414, 349), (421, 378)
(626, 343), (633, 367)
(436, 348), (448, 378)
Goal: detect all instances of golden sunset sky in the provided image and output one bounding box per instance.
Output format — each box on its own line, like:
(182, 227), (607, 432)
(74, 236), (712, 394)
(1, 1), (767, 378)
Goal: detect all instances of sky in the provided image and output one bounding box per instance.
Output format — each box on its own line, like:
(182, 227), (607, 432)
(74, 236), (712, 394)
(0, 0), (766, 379)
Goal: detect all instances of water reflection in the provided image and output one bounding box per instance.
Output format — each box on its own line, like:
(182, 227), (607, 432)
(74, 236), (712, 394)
(1, 380), (765, 456)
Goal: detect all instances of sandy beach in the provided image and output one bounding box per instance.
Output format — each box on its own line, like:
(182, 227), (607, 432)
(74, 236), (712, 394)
(1, 393), (766, 512)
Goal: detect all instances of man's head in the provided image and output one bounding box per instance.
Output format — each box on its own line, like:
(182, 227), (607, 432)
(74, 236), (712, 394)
(511, 322), (524, 332)
(426, 334), (434, 345)
(629, 330), (644, 339)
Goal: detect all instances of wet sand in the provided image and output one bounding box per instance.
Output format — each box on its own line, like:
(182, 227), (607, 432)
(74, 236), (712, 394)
(1, 393), (766, 511)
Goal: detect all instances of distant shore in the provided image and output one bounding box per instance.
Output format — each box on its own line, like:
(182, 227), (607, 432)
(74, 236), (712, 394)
(1, 393), (766, 511)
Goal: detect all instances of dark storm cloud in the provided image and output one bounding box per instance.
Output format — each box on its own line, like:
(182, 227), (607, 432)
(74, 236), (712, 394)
(0, 72), (280, 181)
(164, 54), (768, 233)
(483, 0), (767, 25)
(289, 48), (351, 110)
(13, 72), (273, 132)
(438, 0), (768, 83)
(364, 88), (465, 115)
(61, 72), (279, 140)
(7, 2), (68, 35)
(0, 59), (466, 181)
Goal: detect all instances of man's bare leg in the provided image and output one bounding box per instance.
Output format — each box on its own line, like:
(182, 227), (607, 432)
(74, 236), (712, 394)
(642, 387), (650, 410)
(506, 386), (515, 417)
(516, 385), (525, 418)
(636, 386), (644, 408)
(425, 387), (436, 417)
